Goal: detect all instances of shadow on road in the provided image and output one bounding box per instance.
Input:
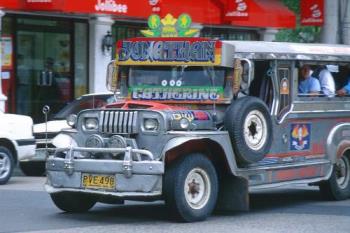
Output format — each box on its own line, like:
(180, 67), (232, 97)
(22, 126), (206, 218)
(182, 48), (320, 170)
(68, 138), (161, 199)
(49, 186), (350, 224)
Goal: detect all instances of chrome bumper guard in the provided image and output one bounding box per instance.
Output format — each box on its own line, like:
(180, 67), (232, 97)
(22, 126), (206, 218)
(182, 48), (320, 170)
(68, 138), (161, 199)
(47, 146), (163, 178)
(46, 146), (164, 196)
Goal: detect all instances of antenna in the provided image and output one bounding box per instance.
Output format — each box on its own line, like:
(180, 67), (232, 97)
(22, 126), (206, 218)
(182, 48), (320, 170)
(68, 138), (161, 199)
(42, 105), (50, 157)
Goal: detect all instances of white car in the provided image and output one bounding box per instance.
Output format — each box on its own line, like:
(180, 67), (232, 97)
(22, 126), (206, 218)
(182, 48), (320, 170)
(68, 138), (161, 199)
(19, 93), (116, 176)
(0, 112), (36, 184)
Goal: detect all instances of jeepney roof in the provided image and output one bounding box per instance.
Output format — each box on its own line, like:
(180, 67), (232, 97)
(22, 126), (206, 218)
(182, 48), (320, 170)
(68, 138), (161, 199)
(223, 41), (350, 62)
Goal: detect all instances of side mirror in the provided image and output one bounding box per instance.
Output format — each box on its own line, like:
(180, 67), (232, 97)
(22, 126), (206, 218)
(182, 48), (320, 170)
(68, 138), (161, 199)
(106, 60), (119, 92)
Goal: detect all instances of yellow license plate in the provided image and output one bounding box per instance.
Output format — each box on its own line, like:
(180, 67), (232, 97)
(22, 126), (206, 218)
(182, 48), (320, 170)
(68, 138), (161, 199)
(81, 173), (116, 190)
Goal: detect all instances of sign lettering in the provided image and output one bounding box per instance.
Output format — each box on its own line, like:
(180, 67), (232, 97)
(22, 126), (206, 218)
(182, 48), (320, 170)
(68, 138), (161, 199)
(119, 40), (217, 64)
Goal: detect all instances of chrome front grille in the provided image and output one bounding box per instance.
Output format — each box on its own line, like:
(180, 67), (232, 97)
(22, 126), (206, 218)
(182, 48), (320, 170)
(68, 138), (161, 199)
(99, 110), (138, 134)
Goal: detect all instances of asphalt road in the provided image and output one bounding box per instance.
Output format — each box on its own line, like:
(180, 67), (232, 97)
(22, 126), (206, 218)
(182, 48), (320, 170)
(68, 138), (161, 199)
(0, 175), (350, 233)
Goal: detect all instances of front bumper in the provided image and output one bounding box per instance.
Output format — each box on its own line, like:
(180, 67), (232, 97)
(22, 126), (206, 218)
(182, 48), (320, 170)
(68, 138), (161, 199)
(16, 139), (36, 161)
(45, 146), (164, 198)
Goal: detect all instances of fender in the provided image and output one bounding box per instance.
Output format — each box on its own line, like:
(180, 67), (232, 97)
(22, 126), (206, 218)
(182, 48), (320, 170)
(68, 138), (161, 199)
(52, 132), (78, 148)
(326, 123), (350, 163)
(161, 132), (239, 176)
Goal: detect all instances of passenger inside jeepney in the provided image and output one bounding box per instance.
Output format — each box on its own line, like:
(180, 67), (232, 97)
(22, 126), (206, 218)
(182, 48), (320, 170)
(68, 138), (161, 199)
(314, 65), (336, 97)
(336, 67), (350, 96)
(298, 65), (321, 96)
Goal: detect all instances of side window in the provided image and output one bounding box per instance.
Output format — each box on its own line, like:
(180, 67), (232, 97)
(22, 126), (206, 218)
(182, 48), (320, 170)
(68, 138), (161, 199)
(277, 67), (291, 118)
(249, 60), (274, 110)
(334, 64), (350, 97)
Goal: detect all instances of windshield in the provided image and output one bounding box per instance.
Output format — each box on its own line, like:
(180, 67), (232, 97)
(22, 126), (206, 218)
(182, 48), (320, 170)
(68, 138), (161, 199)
(128, 66), (227, 88)
(116, 65), (233, 102)
(52, 94), (116, 120)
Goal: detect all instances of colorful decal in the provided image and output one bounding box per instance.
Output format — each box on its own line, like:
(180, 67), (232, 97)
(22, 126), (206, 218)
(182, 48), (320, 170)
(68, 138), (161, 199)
(290, 123), (311, 151)
(172, 111), (210, 121)
(1, 36), (13, 70)
(280, 77), (289, 95)
(141, 13), (199, 38)
(117, 38), (221, 66)
(130, 86), (224, 101)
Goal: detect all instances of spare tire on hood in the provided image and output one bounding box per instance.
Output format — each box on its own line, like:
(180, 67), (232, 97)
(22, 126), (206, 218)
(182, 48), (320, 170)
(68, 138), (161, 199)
(224, 96), (273, 165)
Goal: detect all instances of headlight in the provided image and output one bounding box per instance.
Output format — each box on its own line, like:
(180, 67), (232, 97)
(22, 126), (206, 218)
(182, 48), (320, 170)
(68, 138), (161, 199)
(144, 118), (159, 131)
(179, 118), (190, 129)
(66, 114), (77, 127)
(85, 134), (104, 148)
(84, 118), (98, 130)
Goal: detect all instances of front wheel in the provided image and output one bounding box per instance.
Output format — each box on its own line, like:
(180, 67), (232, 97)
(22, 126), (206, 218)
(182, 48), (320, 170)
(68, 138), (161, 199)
(164, 154), (218, 222)
(319, 155), (350, 200)
(50, 192), (97, 212)
(0, 146), (14, 185)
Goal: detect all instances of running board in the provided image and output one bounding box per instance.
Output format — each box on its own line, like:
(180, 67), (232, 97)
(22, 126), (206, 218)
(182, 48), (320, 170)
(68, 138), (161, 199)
(236, 159), (332, 187)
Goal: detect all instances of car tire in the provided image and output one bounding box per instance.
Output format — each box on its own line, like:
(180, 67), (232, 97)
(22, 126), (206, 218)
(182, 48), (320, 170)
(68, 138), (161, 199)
(163, 153), (218, 222)
(0, 146), (14, 185)
(50, 192), (97, 212)
(319, 155), (350, 200)
(224, 96), (273, 164)
(19, 161), (46, 176)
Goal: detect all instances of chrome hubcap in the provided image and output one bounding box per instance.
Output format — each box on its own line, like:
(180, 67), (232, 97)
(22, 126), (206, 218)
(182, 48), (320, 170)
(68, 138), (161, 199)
(336, 156), (350, 189)
(0, 152), (11, 179)
(244, 110), (267, 151)
(184, 168), (211, 209)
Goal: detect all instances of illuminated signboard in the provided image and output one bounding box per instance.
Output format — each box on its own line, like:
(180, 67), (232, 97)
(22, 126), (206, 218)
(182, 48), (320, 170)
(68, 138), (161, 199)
(117, 38), (222, 66)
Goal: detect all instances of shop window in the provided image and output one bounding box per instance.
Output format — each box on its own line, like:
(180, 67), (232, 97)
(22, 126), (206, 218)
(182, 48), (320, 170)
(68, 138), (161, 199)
(74, 22), (88, 98)
(201, 28), (258, 40)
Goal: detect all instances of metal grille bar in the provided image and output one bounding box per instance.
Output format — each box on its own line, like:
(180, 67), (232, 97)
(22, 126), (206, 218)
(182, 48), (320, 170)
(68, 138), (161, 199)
(99, 111), (138, 134)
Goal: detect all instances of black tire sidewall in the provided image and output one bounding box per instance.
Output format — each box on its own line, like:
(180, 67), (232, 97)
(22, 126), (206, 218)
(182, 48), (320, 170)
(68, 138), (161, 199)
(164, 154), (218, 222)
(320, 156), (350, 200)
(50, 192), (97, 212)
(0, 146), (14, 185)
(224, 96), (273, 164)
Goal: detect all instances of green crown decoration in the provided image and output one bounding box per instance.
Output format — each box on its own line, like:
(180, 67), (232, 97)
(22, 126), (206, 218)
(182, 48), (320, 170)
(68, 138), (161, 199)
(141, 13), (199, 37)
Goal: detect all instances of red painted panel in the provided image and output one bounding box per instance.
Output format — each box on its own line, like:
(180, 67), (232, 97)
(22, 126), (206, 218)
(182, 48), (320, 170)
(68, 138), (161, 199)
(274, 166), (321, 182)
(229, 0), (296, 29)
(0, 0), (295, 28)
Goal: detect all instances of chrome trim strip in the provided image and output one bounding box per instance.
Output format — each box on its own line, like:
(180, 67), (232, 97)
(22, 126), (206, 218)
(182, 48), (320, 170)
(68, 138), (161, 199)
(45, 185), (162, 197)
(238, 159), (330, 172)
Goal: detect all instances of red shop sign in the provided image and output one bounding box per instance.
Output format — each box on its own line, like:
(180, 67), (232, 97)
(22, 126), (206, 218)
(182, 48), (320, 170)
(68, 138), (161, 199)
(224, 0), (250, 20)
(300, 0), (324, 26)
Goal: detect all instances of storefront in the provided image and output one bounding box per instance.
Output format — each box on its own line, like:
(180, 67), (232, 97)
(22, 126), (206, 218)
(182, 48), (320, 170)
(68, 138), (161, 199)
(0, 0), (295, 122)
(1, 15), (88, 122)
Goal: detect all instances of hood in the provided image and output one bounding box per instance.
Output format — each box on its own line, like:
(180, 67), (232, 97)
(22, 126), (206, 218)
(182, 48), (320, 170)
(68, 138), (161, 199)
(33, 120), (70, 133)
(105, 100), (187, 110)
(0, 112), (33, 125)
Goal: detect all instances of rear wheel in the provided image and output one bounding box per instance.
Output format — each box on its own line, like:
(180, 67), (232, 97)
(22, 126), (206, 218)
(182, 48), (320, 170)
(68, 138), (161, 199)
(0, 146), (14, 185)
(50, 192), (97, 212)
(164, 154), (218, 222)
(319, 155), (350, 200)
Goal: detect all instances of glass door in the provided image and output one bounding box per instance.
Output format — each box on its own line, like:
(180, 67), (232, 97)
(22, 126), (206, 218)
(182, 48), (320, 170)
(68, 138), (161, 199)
(16, 18), (73, 123)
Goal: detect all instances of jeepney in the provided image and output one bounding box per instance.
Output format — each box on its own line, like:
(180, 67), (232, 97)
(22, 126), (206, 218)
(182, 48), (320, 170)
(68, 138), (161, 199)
(45, 37), (350, 222)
